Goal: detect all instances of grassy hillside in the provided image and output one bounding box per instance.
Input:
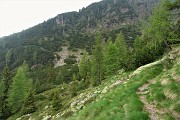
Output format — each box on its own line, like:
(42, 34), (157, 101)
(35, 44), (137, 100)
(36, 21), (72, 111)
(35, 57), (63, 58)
(8, 45), (179, 120)
(67, 45), (179, 120)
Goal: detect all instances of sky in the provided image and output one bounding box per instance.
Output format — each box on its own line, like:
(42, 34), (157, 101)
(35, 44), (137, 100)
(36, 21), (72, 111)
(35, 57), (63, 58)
(0, 0), (101, 37)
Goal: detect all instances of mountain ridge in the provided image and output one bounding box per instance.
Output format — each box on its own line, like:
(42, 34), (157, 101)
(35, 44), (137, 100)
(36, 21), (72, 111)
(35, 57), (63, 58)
(0, 0), (160, 71)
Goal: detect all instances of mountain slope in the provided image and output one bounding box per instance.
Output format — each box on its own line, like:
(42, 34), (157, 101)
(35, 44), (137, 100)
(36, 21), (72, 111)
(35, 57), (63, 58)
(66, 45), (179, 120)
(9, 45), (179, 120)
(0, 0), (160, 71)
(1, 1), (179, 119)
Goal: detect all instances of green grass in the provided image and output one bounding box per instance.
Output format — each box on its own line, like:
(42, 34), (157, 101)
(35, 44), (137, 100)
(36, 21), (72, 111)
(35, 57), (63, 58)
(68, 64), (164, 120)
(144, 61), (180, 119)
(68, 59), (179, 120)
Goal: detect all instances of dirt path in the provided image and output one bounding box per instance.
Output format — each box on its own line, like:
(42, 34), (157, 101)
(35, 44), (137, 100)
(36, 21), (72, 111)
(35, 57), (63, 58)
(136, 81), (166, 120)
(136, 80), (180, 120)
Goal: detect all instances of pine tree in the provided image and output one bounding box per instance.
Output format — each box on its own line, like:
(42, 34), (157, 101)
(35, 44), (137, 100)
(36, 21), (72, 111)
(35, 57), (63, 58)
(103, 38), (119, 76)
(114, 32), (128, 69)
(34, 79), (41, 93)
(0, 80), (4, 97)
(55, 71), (64, 85)
(148, 0), (172, 49)
(79, 50), (89, 81)
(52, 91), (62, 111)
(0, 80), (3, 117)
(134, 36), (145, 67)
(21, 91), (36, 115)
(5, 50), (12, 66)
(0, 66), (12, 119)
(134, 1), (176, 66)
(8, 61), (32, 113)
(91, 33), (104, 86)
(47, 66), (55, 83)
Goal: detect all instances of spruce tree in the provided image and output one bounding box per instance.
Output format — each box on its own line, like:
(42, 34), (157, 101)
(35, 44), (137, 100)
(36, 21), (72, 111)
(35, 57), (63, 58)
(34, 79), (41, 93)
(103, 38), (119, 76)
(0, 80), (4, 97)
(8, 61), (32, 113)
(0, 80), (3, 118)
(134, 37), (145, 67)
(55, 71), (64, 85)
(47, 66), (55, 83)
(21, 91), (36, 115)
(0, 66), (12, 119)
(114, 32), (128, 69)
(79, 50), (89, 82)
(148, 0), (172, 49)
(134, 1), (176, 66)
(52, 91), (62, 111)
(5, 50), (12, 66)
(91, 33), (104, 86)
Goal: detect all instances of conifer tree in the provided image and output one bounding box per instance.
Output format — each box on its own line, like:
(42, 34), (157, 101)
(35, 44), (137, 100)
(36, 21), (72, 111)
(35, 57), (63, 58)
(0, 80), (4, 98)
(8, 61), (32, 113)
(0, 79), (3, 117)
(114, 32), (128, 69)
(21, 91), (36, 115)
(134, 37), (145, 67)
(6, 50), (12, 66)
(103, 38), (119, 76)
(55, 71), (64, 85)
(47, 66), (55, 83)
(134, 1), (176, 66)
(79, 50), (89, 81)
(91, 33), (104, 86)
(0, 66), (12, 119)
(147, 0), (172, 49)
(34, 79), (41, 93)
(52, 91), (62, 111)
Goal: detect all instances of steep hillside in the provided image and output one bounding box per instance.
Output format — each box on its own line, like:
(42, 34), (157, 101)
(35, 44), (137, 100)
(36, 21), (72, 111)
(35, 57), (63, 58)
(66, 45), (180, 120)
(0, 0), (160, 71)
(0, 0), (179, 119)
(9, 45), (179, 120)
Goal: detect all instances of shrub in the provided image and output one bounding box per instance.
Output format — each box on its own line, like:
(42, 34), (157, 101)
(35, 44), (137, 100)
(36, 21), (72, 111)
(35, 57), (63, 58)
(64, 58), (77, 64)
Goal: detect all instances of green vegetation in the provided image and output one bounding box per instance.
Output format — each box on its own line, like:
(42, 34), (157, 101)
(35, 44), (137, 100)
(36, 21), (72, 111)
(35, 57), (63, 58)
(91, 33), (104, 86)
(8, 61), (32, 113)
(0, 66), (12, 119)
(52, 90), (62, 111)
(0, 0), (142, 72)
(0, 0), (179, 119)
(79, 50), (90, 82)
(146, 63), (180, 119)
(69, 64), (164, 120)
(21, 91), (36, 115)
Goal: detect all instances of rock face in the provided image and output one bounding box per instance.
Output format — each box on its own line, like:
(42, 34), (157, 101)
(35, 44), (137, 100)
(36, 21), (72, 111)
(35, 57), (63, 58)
(54, 46), (68, 67)
(54, 46), (83, 67)
(54, 0), (160, 33)
(128, 0), (160, 19)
